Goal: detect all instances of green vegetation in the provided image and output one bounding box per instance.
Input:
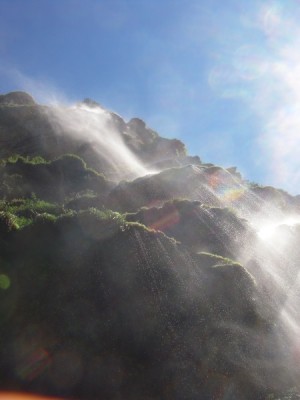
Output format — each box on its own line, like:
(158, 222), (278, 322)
(196, 251), (237, 267)
(0, 92), (299, 400)
(0, 210), (18, 233)
(126, 198), (250, 259)
(0, 153), (110, 203)
(0, 197), (63, 228)
(6, 154), (48, 164)
(0, 274), (11, 290)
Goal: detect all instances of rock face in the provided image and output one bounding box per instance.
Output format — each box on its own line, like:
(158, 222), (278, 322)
(108, 164), (246, 212)
(0, 154), (111, 202)
(126, 199), (252, 258)
(0, 91), (299, 400)
(1, 213), (262, 400)
(0, 91), (36, 106)
(0, 92), (187, 179)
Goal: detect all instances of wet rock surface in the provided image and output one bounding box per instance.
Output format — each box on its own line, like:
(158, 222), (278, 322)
(0, 92), (299, 399)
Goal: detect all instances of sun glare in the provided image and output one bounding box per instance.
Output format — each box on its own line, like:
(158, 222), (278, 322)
(257, 215), (300, 241)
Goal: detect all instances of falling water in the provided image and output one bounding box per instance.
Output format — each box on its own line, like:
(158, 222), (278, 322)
(39, 100), (300, 391)
(201, 172), (300, 388)
(45, 102), (150, 180)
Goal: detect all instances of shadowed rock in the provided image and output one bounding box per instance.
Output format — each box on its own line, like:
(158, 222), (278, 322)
(126, 199), (252, 258)
(0, 92), (299, 399)
(0, 212), (265, 399)
(0, 91), (36, 106)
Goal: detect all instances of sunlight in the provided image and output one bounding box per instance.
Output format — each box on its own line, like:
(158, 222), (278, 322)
(1, 1), (300, 397)
(257, 215), (300, 241)
(207, 1), (300, 193)
(257, 222), (278, 241)
(256, 2), (300, 192)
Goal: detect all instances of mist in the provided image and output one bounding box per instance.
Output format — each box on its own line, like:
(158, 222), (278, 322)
(1, 0), (300, 397)
(45, 101), (150, 180)
(0, 87), (300, 398)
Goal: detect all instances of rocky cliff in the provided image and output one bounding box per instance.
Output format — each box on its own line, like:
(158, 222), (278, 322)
(0, 92), (299, 400)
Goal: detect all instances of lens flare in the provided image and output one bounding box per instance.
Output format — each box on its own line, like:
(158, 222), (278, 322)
(17, 348), (51, 382)
(149, 209), (180, 232)
(233, 45), (268, 81)
(0, 274), (10, 290)
(260, 3), (282, 37)
(0, 393), (60, 399)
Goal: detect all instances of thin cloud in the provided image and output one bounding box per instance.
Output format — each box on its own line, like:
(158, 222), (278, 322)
(254, 3), (300, 193)
(208, 1), (300, 194)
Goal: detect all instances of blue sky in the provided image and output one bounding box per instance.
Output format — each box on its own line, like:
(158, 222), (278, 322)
(1, 0), (300, 194)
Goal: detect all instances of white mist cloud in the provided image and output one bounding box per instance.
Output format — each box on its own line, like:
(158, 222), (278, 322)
(0, 66), (69, 105)
(46, 103), (149, 180)
(0, 66), (149, 180)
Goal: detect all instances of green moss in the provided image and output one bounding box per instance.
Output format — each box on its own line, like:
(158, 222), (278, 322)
(195, 252), (237, 269)
(3, 198), (61, 214)
(53, 153), (87, 168)
(197, 251), (236, 265)
(6, 154), (48, 165)
(0, 152), (110, 203)
(78, 207), (125, 223)
(125, 221), (152, 232)
(14, 215), (33, 228)
(35, 213), (58, 223)
(0, 211), (18, 233)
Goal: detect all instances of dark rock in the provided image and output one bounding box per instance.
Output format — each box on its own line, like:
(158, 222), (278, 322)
(0, 213), (264, 399)
(108, 164), (244, 213)
(1, 155), (111, 202)
(82, 98), (103, 108)
(0, 91), (299, 399)
(0, 91), (36, 106)
(126, 199), (252, 259)
(128, 117), (146, 131)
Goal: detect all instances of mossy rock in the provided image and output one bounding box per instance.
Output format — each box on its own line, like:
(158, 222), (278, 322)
(1, 154), (110, 202)
(126, 199), (251, 258)
(0, 211), (18, 235)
